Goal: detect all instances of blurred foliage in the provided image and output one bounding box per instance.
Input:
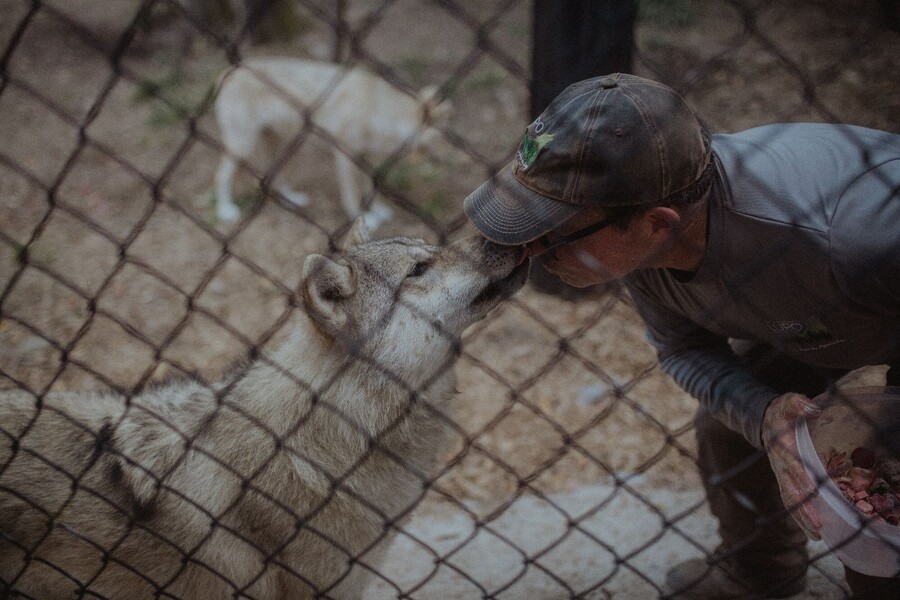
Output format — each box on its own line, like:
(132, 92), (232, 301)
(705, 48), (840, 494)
(639, 0), (698, 28)
(131, 65), (216, 128)
(398, 53), (432, 88)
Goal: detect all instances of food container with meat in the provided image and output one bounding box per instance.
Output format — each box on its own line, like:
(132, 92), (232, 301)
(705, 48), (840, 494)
(795, 386), (900, 577)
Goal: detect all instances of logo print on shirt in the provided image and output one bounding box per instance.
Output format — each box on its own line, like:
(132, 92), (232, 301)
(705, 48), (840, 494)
(766, 317), (834, 347)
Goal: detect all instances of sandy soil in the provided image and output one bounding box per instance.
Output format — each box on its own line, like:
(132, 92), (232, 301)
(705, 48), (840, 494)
(0, 0), (897, 597)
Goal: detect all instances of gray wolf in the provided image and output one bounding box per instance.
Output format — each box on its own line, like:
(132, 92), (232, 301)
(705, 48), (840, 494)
(0, 221), (528, 599)
(214, 57), (450, 228)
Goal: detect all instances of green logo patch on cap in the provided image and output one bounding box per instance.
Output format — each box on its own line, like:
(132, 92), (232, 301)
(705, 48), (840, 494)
(517, 117), (554, 169)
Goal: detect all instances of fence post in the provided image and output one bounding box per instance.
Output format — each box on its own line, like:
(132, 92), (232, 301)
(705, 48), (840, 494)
(527, 0), (638, 299)
(530, 0), (638, 119)
(334, 0), (347, 63)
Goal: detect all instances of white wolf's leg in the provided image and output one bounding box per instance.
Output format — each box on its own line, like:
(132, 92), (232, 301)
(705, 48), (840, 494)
(333, 149), (392, 230)
(265, 128), (309, 208)
(333, 149), (362, 217)
(215, 102), (260, 221)
(215, 155), (241, 221)
(272, 176), (310, 207)
(362, 200), (393, 231)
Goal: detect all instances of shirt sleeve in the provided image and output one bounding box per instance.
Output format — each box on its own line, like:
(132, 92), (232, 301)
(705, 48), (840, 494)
(625, 275), (781, 449)
(830, 158), (900, 316)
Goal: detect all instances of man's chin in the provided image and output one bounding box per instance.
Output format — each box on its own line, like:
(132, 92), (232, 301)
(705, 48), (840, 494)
(538, 259), (613, 288)
(552, 271), (604, 288)
(561, 277), (599, 288)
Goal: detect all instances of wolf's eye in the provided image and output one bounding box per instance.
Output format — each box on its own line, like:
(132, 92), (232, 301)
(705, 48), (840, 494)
(408, 261), (430, 278)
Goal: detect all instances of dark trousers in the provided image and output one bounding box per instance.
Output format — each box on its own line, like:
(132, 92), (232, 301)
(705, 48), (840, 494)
(694, 346), (900, 598)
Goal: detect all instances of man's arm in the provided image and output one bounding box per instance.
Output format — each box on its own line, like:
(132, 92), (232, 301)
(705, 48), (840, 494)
(625, 277), (781, 449)
(626, 278), (825, 538)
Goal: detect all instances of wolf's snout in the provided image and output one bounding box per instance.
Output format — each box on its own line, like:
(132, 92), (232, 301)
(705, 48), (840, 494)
(453, 235), (529, 284)
(480, 238), (524, 259)
(469, 258), (529, 308)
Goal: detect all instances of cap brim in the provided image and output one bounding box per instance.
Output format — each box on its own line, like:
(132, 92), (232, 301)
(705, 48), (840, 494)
(464, 163), (580, 245)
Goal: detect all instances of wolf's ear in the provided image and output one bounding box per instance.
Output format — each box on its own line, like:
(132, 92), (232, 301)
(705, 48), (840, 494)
(340, 217), (369, 250)
(301, 254), (357, 334)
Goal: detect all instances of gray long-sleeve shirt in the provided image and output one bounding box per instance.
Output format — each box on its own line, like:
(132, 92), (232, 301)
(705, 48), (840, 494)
(624, 123), (900, 448)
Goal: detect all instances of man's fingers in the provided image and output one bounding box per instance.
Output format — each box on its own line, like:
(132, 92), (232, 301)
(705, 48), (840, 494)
(786, 488), (822, 541)
(791, 395), (822, 420)
(764, 392), (824, 540)
(779, 448), (818, 510)
(791, 504), (821, 541)
(780, 465), (822, 540)
(799, 502), (822, 540)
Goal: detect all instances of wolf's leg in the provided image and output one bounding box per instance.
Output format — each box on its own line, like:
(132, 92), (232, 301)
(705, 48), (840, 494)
(215, 155), (241, 221)
(362, 199), (393, 231)
(263, 127), (309, 208)
(215, 115), (259, 222)
(360, 178), (394, 231)
(272, 177), (310, 207)
(333, 150), (392, 230)
(333, 149), (362, 217)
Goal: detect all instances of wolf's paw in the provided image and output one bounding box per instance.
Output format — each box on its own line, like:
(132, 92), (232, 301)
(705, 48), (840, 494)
(361, 205), (392, 231)
(281, 190), (310, 207)
(217, 202), (241, 221)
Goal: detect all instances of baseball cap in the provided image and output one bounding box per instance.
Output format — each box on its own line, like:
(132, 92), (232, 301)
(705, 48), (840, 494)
(464, 73), (710, 245)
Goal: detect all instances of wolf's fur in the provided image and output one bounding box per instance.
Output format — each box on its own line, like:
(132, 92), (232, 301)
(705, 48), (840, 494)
(0, 222), (528, 599)
(214, 57), (450, 227)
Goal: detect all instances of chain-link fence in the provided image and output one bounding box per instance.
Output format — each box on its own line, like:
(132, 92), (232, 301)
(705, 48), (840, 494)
(1, 0), (898, 598)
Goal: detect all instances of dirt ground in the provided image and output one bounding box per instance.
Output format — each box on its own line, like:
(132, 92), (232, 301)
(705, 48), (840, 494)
(0, 0), (898, 597)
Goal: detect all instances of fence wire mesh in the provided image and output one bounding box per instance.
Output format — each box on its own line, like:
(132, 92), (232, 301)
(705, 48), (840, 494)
(0, 0), (898, 598)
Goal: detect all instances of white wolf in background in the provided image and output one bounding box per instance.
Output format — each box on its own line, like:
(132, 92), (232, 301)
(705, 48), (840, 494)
(213, 57), (451, 228)
(0, 220), (528, 599)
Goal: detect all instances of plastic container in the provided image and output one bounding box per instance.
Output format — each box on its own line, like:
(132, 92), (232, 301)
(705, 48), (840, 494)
(795, 386), (900, 577)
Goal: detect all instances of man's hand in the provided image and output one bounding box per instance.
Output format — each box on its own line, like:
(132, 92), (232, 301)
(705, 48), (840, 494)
(761, 392), (824, 540)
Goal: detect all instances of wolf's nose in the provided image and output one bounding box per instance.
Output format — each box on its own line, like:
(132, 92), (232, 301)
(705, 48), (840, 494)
(516, 246), (529, 265)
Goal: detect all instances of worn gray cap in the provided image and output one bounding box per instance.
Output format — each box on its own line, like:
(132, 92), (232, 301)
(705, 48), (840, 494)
(464, 73), (710, 244)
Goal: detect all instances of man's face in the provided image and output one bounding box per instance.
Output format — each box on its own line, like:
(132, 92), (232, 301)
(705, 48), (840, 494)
(525, 208), (659, 287)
